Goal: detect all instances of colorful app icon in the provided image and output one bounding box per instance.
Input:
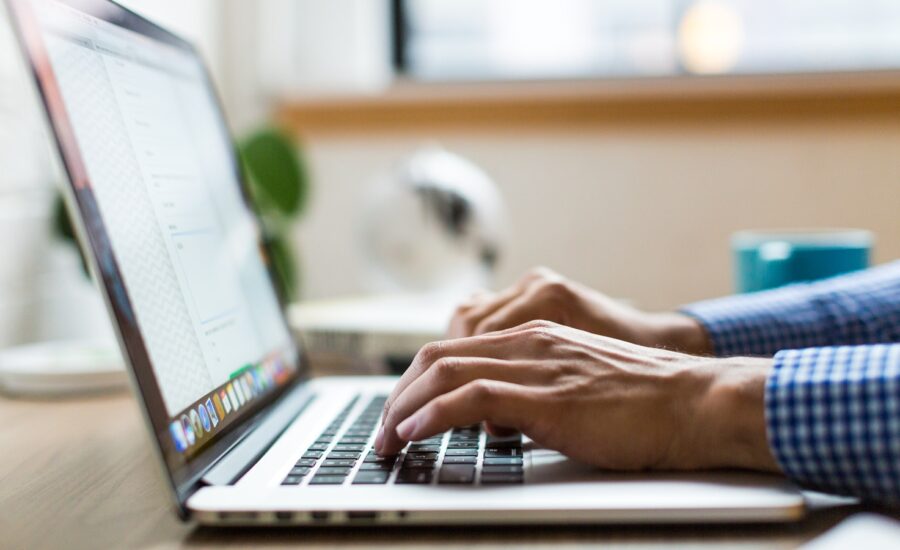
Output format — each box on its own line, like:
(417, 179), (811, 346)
(213, 393), (225, 418)
(227, 383), (240, 409)
(189, 409), (204, 438)
(243, 373), (255, 396)
(181, 414), (195, 446)
(205, 398), (219, 428)
(225, 384), (241, 410)
(197, 404), (211, 433)
(169, 420), (188, 452)
(242, 377), (253, 399)
(219, 390), (231, 414)
(234, 381), (246, 405)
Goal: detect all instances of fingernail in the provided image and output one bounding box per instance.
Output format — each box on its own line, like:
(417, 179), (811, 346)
(374, 426), (384, 452)
(396, 416), (418, 440)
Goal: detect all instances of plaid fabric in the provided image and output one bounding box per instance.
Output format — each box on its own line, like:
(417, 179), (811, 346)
(682, 261), (900, 504)
(682, 261), (900, 357)
(767, 345), (900, 505)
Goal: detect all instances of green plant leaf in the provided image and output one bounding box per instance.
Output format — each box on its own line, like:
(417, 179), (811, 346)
(239, 128), (309, 217)
(52, 193), (90, 276)
(265, 229), (298, 302)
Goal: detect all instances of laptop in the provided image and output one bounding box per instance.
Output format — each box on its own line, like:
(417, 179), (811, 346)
(7, 0), (805, 526)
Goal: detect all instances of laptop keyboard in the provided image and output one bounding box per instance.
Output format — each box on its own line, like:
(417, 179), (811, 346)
(281, 394), (524, 486)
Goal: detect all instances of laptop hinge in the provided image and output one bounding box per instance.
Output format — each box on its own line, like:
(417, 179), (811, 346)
(201, 384), (316, 486)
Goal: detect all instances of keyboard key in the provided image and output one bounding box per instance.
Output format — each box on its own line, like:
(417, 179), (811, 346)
(295, 458), (318, 467)
(281, 475), (303, 485)
(401, 460), (435, 470)
(359, 461), (395, 471)
(483, 457), (523, 466)
(441, 455), (477, 465)
(396, 470), (433, 484)
(413, 437), (444, 445)
(302, 451), (324, 459)
(486, 434), (521, 448)
(353, 471), (390, 484)
(364, 452), (397, 463)
(322, 458), (356, 467)
(290, 466), (312, 476)
(444, 448), (478, 456)
(481, 473), (523, 484)
(408, 444), (441, 453)
(446, 441), (479, 449)
(307, 443), (329, 451)
(438, 465), (476, 484)
(327, 451), (361, 459)
(316, 466), (352, 476)
(309, 475), (346, 485)
(481, 465), (523, 475)
(340, 436), (370, 444)
(485, 448), (522, 457)
(405, 452), (438, 461)
(453, 424), (481, 433)
(333, 444), (367, 452)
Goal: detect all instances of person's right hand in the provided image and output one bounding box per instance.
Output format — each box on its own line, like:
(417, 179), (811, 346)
(448, 267), (711, 355)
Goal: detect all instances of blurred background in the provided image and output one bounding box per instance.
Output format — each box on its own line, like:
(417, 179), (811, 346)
(1, 0), (899, 355)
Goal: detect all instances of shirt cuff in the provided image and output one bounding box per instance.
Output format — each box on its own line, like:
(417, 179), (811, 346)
(765, 344), (900, 505)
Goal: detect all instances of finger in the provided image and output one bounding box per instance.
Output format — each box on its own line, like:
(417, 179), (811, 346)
(448, 269), (554, 338)
(472, 287), (562, 335)
(392, 380), (538, 448)
(379, 331), (537, 441)
(448, 284), (525, 338)
(381, 320), (561, 430)
(379, 357), (551, 454)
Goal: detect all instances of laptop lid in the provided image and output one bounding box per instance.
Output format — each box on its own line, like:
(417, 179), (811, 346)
(6, 0), (308, 510)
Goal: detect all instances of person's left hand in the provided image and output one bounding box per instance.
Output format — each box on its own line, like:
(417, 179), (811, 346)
(375, 320), (780, 473)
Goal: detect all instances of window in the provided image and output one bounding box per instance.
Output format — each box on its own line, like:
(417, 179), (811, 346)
(395, 0), (900, 81)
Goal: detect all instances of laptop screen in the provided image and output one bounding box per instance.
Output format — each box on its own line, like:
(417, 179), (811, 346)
(8, 0), (303, 483)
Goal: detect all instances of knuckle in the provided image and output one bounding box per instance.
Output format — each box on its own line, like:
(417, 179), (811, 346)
(521, 319), (555, 330)
(431, 356), (460, 381)
(467, 379), (495, 401)
(537, 279), (571, 300)
(523, 325), (556, 343)
(416, 340), (445, 366)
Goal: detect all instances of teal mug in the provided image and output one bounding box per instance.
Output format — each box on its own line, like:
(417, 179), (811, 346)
(732, 229), (873, 293)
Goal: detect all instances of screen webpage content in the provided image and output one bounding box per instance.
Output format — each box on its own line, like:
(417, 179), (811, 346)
(36, 0), (296, 457)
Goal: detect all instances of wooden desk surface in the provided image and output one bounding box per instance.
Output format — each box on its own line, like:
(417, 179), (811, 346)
(0, 390), (894, 549)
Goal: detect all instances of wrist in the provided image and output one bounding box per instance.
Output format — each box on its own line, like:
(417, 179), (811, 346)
(689, 357), (781, 472)
(647, 312), (712, 355)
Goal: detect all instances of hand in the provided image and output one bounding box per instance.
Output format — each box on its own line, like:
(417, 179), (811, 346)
(375, 321), (779, 473)
(449, 267), (711, 354)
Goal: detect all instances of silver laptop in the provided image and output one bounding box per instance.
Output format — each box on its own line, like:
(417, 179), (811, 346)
(7, 0), (805, 526)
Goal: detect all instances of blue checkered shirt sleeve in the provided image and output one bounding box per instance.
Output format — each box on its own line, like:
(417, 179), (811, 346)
(680, 261), (900, 357)
(767, 344), (900, 504)
(681, 261), (900, 504)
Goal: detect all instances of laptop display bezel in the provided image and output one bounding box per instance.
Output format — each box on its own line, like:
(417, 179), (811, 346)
(5, 0), (310, 513)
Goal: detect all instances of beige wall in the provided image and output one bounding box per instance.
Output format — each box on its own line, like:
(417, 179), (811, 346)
(294, 114), (900, 311)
